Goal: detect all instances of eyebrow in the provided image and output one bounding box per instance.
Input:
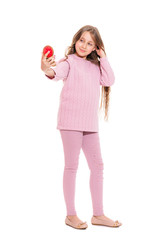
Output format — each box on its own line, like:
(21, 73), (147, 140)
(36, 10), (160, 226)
(80, 37), (94, 43)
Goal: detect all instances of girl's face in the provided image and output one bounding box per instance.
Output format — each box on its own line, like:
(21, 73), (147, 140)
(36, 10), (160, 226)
(75, 31), (96, 59)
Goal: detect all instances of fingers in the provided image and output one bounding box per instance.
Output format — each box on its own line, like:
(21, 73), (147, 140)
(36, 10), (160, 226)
(45, 51), (50, 58)
(41, 51), (51, 60)
(41, 49), (56, 71)
(50, 62), (56, 67)
(41, 51), (48, 61)
(49, 59), (56, 66)
(41, 51), (55, 64)
(47, 56), (56, 65)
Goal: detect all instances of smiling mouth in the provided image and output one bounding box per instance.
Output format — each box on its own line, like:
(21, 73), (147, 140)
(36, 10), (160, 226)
(80, 49), (85, 52)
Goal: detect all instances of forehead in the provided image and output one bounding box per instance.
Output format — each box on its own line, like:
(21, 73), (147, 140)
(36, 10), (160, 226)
(80, 31), (95, 42)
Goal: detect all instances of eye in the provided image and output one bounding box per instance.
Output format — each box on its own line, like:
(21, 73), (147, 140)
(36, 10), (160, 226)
(80, 39), (83, 42)
(88, 43), (92, 46)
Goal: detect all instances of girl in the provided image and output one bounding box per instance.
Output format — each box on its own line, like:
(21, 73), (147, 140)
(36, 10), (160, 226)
(41, 25), (122, 229)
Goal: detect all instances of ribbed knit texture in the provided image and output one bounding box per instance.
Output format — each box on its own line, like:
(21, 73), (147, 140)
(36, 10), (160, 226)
(45, 53), (115, 132)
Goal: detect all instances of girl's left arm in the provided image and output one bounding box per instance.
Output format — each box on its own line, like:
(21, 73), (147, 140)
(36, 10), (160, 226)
(99, 56), (115, 86)
(96, 48), (115, 86)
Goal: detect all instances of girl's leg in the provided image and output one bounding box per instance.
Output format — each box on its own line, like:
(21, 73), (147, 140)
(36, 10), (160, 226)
(82, 131), (104, 216)
(59, 130), (83, 216)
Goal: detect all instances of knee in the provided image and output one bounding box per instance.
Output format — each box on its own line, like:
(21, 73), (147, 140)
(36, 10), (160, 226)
(90, 158), (104, 173)
(64, 162), (79, 172)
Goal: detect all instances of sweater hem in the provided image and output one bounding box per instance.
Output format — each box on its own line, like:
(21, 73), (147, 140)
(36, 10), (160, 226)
(56, 125), (98, 132)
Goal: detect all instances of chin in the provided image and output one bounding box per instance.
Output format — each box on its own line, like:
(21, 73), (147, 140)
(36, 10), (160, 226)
(76, 48), (93, 58)
(77, 52), (86, 58)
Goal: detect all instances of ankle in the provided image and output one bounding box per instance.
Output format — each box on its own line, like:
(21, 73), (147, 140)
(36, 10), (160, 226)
(67, 215), (77, 220)
(93, 214), (105, 218)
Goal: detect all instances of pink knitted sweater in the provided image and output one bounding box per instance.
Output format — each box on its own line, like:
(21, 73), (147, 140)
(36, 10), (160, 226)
(45, 53), (115, 132)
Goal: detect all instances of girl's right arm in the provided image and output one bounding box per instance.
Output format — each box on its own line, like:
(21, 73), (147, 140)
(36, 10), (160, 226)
(41, 51), (70, 81)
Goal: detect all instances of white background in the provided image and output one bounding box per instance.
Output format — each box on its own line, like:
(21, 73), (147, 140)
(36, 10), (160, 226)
(0, 0), (160, 239)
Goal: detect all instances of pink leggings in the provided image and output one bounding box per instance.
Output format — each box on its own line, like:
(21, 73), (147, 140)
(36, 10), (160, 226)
(59, 130), (104, 216)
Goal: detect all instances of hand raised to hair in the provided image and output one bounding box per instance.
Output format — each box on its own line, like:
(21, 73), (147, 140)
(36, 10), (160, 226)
(95, 47), (106, 58)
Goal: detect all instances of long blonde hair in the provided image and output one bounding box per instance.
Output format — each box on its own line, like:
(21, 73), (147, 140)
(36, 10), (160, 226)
(64, 25), (112, 121)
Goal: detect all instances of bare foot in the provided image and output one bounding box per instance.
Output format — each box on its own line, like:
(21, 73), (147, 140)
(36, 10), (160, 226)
(93, 215), (122, 227)
(67, 215), (85, 225)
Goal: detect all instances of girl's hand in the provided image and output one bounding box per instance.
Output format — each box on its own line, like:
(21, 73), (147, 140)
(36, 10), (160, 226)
(95, 47), (106, 58)
(41, 51), (56, 72)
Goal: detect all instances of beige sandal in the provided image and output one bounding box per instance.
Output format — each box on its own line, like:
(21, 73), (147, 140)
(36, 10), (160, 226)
(65, 216), (88, 229)
(91, 216), (122, 228)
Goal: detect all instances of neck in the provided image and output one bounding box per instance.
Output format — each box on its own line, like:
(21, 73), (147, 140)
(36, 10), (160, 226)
(75, 52), (86, 59)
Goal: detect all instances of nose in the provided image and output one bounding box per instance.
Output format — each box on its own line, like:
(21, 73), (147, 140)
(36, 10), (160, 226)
(82, 42), (87, 49)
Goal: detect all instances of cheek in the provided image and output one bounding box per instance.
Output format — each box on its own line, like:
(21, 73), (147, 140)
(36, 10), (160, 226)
(75, 41), (80, 49)
(88, 46), (94, 52)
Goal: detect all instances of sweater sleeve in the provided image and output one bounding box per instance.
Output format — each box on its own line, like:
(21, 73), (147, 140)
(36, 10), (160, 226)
(99, 57), (115, 86)
(45, 58), (70, 81)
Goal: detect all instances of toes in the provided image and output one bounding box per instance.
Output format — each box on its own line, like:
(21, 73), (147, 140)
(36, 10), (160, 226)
(77, 221), (88, 228)
(113, 222), (119, 226)
(115, 220), (121, 224)
(113, 220), (122, 227)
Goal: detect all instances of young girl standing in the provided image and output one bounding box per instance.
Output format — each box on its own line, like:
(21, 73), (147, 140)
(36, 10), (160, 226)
(41, 25), (122, 229)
